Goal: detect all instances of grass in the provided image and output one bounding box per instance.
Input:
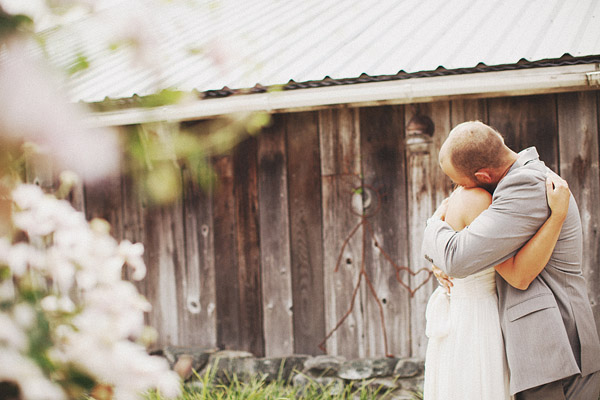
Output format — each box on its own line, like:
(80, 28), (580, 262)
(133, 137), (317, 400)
(145, 365), (424, 400)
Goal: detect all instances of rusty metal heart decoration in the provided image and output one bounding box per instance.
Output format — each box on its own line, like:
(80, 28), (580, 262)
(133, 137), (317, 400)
(395, 266), (434, 297)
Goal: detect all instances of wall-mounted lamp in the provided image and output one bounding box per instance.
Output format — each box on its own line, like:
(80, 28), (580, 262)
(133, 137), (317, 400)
(405, 114), (434, 154)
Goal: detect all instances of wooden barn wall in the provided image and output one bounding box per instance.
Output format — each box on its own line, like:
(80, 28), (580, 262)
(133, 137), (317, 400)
(76, 90), (600, 359)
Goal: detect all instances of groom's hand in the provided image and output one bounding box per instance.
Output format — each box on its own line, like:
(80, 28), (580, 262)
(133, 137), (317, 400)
(432, 265), (453, 294)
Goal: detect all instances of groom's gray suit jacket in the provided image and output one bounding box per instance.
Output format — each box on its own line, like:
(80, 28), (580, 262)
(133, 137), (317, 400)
(422, 147), (600, 395)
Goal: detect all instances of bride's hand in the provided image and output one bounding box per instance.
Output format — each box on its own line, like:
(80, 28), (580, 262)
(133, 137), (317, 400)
(432, 197), (450, 221)
(432, 265), (453, 294)
(546, 172), (570, 221)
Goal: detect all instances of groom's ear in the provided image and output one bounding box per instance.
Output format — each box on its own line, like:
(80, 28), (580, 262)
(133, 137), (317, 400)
(474, 169), (493, 183)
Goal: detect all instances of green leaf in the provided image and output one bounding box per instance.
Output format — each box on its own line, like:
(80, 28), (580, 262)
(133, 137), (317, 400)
(139, 89), (185, 108)
(27, 308), (55, 374)
(246, 112), (271, 135)
(0, 12), (33, 39)
(0, 265), (11, 280)
(145, 162), (181, 204)
(66, 365), (96, 391)
(67, 53), (90, 75)
(267, 84), (285, 93)
(187, 47), (204, 55)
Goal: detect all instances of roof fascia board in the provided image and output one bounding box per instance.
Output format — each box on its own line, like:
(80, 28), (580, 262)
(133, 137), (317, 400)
(84, 64), (600, 127)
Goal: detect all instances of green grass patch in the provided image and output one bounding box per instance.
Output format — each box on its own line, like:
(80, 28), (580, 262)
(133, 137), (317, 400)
(145, 366), (422, 400)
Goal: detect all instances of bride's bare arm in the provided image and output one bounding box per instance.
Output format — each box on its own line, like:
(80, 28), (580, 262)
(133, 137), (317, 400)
(494, 173), (570, 290)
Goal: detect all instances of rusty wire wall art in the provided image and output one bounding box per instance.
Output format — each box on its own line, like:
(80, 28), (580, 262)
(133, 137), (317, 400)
(318, 171), (433, 357)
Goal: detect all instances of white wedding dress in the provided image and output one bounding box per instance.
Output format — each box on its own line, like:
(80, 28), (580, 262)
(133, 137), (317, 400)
(423, 267), (513, 400)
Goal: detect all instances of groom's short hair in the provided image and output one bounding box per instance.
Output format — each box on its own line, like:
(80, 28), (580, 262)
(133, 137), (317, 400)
(443, 121), (509, 178)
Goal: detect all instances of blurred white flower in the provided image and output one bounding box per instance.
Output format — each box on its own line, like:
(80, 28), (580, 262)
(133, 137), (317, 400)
(0, 0), (94, 32)
(40, 295), (59, 312)
(11, 184), (45, 210)
(0, 349), (66, 400)
(0, 41), (120, 183)
(105, 341), (180, 400)
(0, 312), (27, 350)
(89, 218), (111, 235)
(6, 242), (32, 276)
(13, 209), (55, 237)
(78, 281), (150, 340)
(57, 296), (76, 313)
(156, 369), (184, 400)
(13, 303), (36, 329)
(53, 324), (75, 346)
(119, 240), (146, 280)
(0, 184), (181, 398)
(45, 249), (76, 294)
(0, 0), (49, 16)
(41, 295), (75, 313)
(0, 0), (185, 394)
(19, 376), (67, 400)
(75, 268), (96, 291)
(12, 188), (83, 237)
(0, 279), (15, 301)
(0, 237), (10, 262)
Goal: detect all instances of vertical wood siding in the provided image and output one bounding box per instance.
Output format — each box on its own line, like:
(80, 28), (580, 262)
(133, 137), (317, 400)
(233, 138), (264, 356)
(319, 107), (365, 358)
(145, 200), (184, 346)
(181, 165), (216, 347)
(286, 111), (326, 355)
(359, 105), (411, 357)
(74, 91), (600, 358)
(212, 155), (240, 350)
(257, 115), (294, 356)
(557, 92), (600, 336)
(487, 95), (559, 170)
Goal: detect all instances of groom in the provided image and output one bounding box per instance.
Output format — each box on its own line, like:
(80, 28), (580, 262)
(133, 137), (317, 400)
(422, 121), (600, 399)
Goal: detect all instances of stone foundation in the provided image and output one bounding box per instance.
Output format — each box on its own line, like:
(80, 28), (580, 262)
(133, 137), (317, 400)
(154, 347), (424, 399)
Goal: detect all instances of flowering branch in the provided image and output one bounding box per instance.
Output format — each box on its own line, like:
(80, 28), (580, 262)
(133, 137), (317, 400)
(0, 184), (181, 399)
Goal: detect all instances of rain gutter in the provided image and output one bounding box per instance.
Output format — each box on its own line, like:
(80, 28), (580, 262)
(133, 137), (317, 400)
(84, 63), (600, 128)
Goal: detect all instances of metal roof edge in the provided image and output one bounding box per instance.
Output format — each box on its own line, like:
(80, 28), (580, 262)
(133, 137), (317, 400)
(84, 63), (600, 127)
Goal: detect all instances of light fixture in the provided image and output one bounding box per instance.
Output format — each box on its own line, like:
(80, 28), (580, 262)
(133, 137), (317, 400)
(405, 114), (434, 154)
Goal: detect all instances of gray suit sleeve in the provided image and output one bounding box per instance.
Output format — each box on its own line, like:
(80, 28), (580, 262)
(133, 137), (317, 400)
(421, 168), (549, 278)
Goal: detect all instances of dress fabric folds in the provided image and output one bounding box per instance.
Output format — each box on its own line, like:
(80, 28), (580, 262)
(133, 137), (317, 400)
(424, 268), (513, 400)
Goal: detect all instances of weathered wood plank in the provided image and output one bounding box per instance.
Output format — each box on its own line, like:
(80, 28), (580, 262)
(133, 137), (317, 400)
(234, 137), (265, 356)
(406, 102), (453, 359)
(181, 163), (217, 347)
(319, 107), (365, 358)
(257, 115), (294, 357)
(84, 175), (123, 241)
(285, 111), (326, 356)
(450, 98), (488, 126)
(143, 196), (184, 346)
(487, 95), (559, 170)
(557, 91), (600, 335)
(82, 143), (124, 242)
(359, 105), (411, 358)
(212, 154), (241, 350)
(115, 147), (143, 286)
(428, 102), (455, 206)
(120, 174), (147, 295)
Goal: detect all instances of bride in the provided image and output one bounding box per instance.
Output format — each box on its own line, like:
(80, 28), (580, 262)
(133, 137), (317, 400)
(423, 173), (571, 400)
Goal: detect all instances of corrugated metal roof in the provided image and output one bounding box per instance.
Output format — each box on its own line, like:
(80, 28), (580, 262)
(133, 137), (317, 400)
(38, 0), (600, 103)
